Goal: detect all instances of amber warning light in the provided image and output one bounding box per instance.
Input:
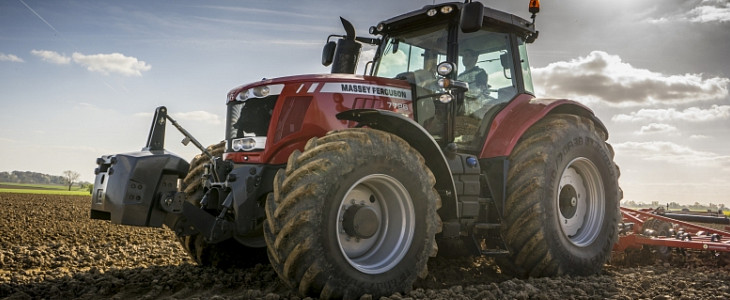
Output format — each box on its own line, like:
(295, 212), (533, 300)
(529, 0), (540, 14)
(529, 0), (540, 26)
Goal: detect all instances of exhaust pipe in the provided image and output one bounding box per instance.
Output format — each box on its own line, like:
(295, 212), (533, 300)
(322, 17), (362, 74)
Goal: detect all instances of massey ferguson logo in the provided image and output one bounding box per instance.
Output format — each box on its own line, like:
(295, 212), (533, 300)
(321, 83), (412, 100)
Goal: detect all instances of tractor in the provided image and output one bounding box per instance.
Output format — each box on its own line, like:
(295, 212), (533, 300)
(90, 1), (622, 298)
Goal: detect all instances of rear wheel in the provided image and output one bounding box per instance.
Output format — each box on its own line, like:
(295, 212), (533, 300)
(178, 141), (266, 268)
(264, 128), (441, 299)
(497, 114), (621, 277)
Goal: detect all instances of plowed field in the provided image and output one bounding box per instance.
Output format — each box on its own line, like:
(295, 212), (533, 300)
(1, 193), (728, 299)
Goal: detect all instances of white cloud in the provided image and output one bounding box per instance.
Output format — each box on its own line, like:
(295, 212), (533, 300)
(134, 110), (221, 125)
(612, 105), (730, 122)
(650, 0), (730, 24)
(686, 4), (730, 23)
(532, 51), (729, 107)
(634, 123), (679, 135)
(72, 52), (151, 76)
(30, 49), (70, 64)
(690, 134), (710, 139)
(614, 141), (730, 169)
(0, 53), (24, 63)
(174, 111), (222, 125)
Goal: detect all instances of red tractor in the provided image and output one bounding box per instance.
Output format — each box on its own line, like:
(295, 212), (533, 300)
(91, 1), (621, 298)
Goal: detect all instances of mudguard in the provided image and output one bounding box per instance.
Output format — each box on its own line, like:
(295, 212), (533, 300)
(480, 95), (608, 158)
(91, 150), (189, 227)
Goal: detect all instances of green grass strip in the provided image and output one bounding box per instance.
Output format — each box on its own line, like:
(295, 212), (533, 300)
(0, 188), (90, 196)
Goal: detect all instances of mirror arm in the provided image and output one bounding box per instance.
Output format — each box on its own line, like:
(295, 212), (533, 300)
(448, 80), (469, 92)
(355, 37), (381, 45)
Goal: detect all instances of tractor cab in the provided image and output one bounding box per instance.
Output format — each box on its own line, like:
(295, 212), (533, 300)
(356, 1), (538, 152)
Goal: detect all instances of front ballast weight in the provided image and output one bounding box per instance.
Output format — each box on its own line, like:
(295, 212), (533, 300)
(91, 106), (210, 230)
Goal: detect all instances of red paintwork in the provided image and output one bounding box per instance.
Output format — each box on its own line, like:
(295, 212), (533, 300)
(223, 74), (600, 163)
(223, 74), (413, 164)
(479, 94), (598, 158)
(614, 207), (730, 252)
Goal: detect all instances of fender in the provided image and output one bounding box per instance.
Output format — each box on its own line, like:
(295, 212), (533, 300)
(480, 94), (608, 158)
(337, 109), (459, 219)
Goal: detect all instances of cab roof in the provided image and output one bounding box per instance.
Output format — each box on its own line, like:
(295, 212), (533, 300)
(373, 2), (536, 40)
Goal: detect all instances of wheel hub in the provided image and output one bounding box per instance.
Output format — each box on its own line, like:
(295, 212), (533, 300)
(559, 184), (579, 219)
(556, 158), (606, 247)
(558, 167), (587, 237)
(336, 174), (415, 274)
(342, 205), (380, 239)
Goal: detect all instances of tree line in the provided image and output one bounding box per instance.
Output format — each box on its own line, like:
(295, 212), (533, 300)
(623, 200), (727, 212)
(0, 170), (91, 190)
(0, 171), (67, 184)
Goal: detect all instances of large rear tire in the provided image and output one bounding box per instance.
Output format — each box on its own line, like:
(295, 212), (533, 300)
(178, 141), (267, 268)
(264, 128), (441, 299)
(497, 114), (621, 277)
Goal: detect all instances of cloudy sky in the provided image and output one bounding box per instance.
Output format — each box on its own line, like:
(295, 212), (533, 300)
(1, 0), (728, 207)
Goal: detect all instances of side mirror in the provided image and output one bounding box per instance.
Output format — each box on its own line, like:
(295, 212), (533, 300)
(322, 41), (336, 66)
(500, 52), (512, 79)
(500, 52), (511, 68)
(460, 1), (484, 33)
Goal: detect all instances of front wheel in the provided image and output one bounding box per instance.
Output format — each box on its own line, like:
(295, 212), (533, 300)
(498, 114), (621, 277)
(264, 128), (441, 299)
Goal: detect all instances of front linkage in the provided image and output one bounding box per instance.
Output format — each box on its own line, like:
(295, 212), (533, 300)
(90, 106), (272, 247)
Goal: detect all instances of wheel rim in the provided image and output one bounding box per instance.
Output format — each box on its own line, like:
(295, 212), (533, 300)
(336, 174), (415, 274)
(557, 157), (605, 247)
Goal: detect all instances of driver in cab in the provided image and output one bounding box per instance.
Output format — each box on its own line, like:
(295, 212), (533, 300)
(458, 49), (490, 117)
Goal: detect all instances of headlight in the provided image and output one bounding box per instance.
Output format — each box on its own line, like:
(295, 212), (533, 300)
(231, 137), (267, 151)
(253, 86), (270, 97)
(426, 8), (437, 17)
(236, 84), (284, 102)
(439, 93), (453, 103)
(440, 6), (453, 14)
(437, 62), (455, 76)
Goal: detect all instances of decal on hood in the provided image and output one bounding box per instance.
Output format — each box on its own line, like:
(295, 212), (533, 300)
(320, 82), (412, 100)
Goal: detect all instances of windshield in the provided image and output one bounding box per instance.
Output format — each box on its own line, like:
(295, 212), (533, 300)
(453, 29), (518, 151)
(372, 23), (522, 152)
(374, 25), (448, 79)
(374, 24), (450, 138)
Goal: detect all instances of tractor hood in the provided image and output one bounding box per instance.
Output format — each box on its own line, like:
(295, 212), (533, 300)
(223, 73), (414, 165)
(226, 73), (411, 104)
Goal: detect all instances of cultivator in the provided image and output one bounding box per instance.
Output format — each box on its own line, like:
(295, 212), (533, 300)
(615, 207), (730, 255)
